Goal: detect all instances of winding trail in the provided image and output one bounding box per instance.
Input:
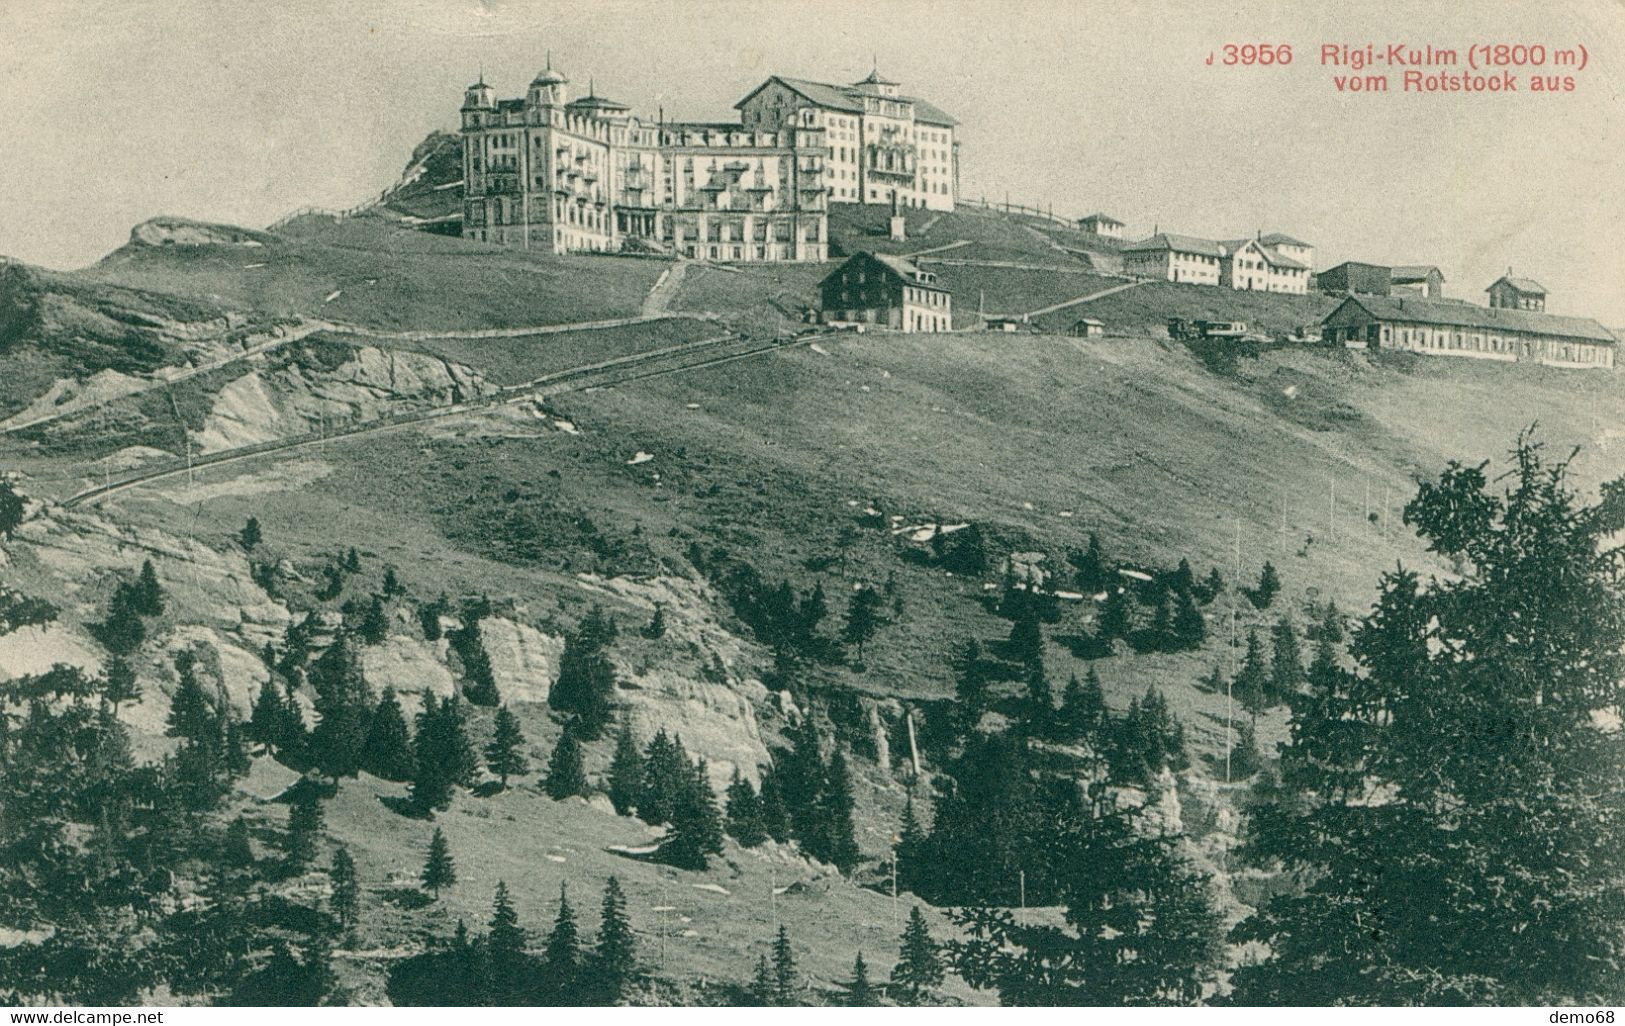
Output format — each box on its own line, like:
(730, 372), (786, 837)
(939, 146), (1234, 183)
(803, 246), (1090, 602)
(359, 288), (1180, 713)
(1023, 279), (1148, 319)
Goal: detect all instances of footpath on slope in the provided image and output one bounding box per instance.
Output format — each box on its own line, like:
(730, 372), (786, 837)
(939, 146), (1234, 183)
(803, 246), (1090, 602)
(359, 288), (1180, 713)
(1024, 279), (1148, 319)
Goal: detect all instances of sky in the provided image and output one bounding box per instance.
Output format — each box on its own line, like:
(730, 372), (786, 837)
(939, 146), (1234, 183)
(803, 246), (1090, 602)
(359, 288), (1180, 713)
(1, 0), (1622, 321)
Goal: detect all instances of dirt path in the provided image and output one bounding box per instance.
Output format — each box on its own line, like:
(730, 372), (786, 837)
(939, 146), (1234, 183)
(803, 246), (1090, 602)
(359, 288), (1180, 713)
(640, 260), (689, 317)
(1024, 279), (1147, 319)
(902, 239), (972, 258)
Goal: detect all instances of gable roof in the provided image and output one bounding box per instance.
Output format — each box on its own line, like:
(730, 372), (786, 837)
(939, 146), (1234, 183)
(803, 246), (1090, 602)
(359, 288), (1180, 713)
(1390, 264), (1443, 282)
(1079, 212), (1125, 226)
(823, 251), (951, 293)
(1323, 295), (1613, 343)
(1122, 233), (1222, 258)
(1219, 239), (1307, 270)
(1488, 274), (1547, 295)
(734, 76), (958, 125)
(1259, 232), (1310, 248)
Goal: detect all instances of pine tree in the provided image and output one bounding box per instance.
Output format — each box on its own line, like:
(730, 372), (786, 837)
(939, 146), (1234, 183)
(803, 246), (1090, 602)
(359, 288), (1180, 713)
(1199, 566), (1225, 604)
(725, 767), (769, 847)
(330, 847), (360, 935)
(1229, 718), (1263, 779)
(659, 759), (725, 869)
(410, 693), (477, 812)
(1072, 532), (1110, 593)
(892, 906), (944, 1005)
(771, 926), (797, 1006)
(343, 547), (362, 574)
(895, 793), (927, 894)
(285, 789), (324, 873)
(484, 705), (528, 789)
(549, 610), (618, 739)
(239, 516), (262, 551)
(249, 677), (287, 754)
(165, 656), (216, 742)
(1067, 668), (1109, 742)
(641, 603), (667, 639)
(607, 717), (642, 816)
(133, 559), (165, 617)
(543, 731), (588, 799)
(594, 876), (638, 1003)
(758, 767), (791, 843)
(101, 656), (142, 715)
(952, 639), (989, 734)
(543, 883), (581, 1000)
(418, 595), (447, 641)
(638, 729), (681, 825)
(307, 636), (374, 778)
(1234, 438), (1625, 1005)
(1097, 585), (1132, 643)
(420, 827), (455, 898)
(1169, 557), (1196, 596)
(780, 714), (827, 844)
(814, 750), (861, 872)
(1024, 661), (1055, 735)
(1249, 561), (1281, 610)
(847, 952), (876, 1006)
(842, 586), (883, 662)
(1172, 588), (1206, 649)
(1235, 629), (1273, 724)
(359, 595), (389, 646)
(749, 954), (775, 1006)
(1268, 616), (1303, 702)
(360, 688), (415, 781)
(223, 815), (255, 868)
(382, 566), (404, 596)
(0, 479), (25, 538)
(486, 880), (527, 1003)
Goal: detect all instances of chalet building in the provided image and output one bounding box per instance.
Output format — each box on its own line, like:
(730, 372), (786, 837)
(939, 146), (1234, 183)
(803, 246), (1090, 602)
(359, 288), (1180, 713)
(1320, 295), (1615, 369)
(820, 251), (952, 332)
(1121, 233), (1222, 285)
(1316, 260), (1392, 296)
(1077, 213), (1125, 239)
(1219, 237), (1310, 294)
(1487, 271), (1546, 311)
(1391, 265), (1446, 298)
(1258, 232), (1314, 271)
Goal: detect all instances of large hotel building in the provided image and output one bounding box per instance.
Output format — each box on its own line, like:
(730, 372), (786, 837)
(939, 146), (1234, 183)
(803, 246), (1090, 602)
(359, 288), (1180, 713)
(458, 62), (958, 262)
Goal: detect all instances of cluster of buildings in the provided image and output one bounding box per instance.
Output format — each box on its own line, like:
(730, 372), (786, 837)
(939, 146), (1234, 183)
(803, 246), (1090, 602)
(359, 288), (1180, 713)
(1118, 231), (1315, 294)
(457, 61), (957, 262)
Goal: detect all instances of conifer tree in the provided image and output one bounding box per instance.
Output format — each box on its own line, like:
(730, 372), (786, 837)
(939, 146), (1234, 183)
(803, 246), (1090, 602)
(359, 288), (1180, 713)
(1072, 532), (1110, 593)
(1249, 561), (1281, 610)
(285, 790), (324, 873)
(780, 714), (827, 844)
(638, 729), (681, 825)
(1007, 600), (1045, 668)
(418, 595), (447, 641)
(724, 767), (769, 847)
(1059, 668), (1108, 742)
(549, 608), (618, 738)
(1199, 566), (1225, 604)
(330, 847), (360, 935)
(749, 955), (775, 1006)
(1229, 719), (1263, 779)
(758, 766), (791, 843)
(1169, 557), (1196, 596)
(892, 906), (944, 1005)
(343, 547), (362, 574)
(1268, 616), (1304, 702)
(1024, 661), (1055, 735)
(0, 479), (25, 538)
(895, 794), (928, 894)
(1097, 585), (1132, 643)
(239, 515), (262, 551)
(1172, 588), (1206, 649)
(594, 876), (638, 1003)
(1235, 629), (1273, 724)
(607, 717), (642, 816)
(410, 694), (478, 812)
(952, 639), (989, 734)
(223, 815), (255, 868)
(846, 952), (876, 1006)
(483, 705), (528, 789)
(486, 880), (527, 1003)
(659, 759), (725, 869)
(771, 926), (797, 1006)
(815, 750), (862, 872)
(382, 566), (404, 596)
(543, 882), (581, 1000)
(249, 677), (286, 754)
(641, 603), (667, 639)
(359, 594), (389, 646)
(101, 656), (142, 715)
(165, 655), (216, 743)
(133, 559), (165, 617)
(307, 636), (374, 778)
(420, 827), (456, 898)
(543, 731), (588, 799)
(360, 688), (415, 782)
(842, 586), (883, 662)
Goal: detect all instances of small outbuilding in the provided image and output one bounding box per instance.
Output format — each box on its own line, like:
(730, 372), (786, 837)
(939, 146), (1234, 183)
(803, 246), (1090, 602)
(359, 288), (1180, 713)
(1069, 317), (1105, 338)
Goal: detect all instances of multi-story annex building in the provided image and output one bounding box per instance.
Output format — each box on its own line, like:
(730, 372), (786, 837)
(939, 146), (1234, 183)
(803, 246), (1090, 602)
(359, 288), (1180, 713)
(458, 62), (958, 262)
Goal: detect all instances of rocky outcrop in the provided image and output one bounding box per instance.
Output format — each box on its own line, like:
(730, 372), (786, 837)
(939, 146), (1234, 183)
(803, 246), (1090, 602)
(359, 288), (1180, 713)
(192, 344), (494, 453)
(128, 217), (274, 249)
(481, 616), (563, 704)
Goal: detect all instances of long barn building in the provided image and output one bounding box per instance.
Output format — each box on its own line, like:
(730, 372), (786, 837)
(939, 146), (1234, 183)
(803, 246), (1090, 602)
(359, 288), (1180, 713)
(1321, 295), (1616, 370)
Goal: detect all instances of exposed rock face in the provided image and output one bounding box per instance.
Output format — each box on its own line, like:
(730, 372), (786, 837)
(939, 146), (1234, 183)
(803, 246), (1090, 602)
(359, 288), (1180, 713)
(360, 634), (458, 700)
(480, 616), (563, 704)
(192, 344), (493, 453)
(128, 217), (273, 249)
(620, 669), (771, 791)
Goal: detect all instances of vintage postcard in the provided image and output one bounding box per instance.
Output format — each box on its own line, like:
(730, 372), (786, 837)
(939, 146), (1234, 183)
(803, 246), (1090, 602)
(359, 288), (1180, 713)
(0, 0), (1622, 1011)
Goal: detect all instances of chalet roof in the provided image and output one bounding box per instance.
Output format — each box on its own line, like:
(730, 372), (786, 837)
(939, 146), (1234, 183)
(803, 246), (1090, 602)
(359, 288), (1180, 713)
(1323, 295), (1614, 343)
(1391, 264), (1444, 282)
(1259, 232), (1310, 248)
(822, 251), (950, 293)
(1219, 239), (1307, 270)
(1321, 260), (1390, 274)
(1122, 233), (1222, 257)
(1489, 274), (1547, 295)
(1079, 213), (1124, 226)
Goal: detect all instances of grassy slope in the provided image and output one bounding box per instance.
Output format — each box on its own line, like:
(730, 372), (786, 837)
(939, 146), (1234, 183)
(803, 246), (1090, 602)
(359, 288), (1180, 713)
(79, 218), (669, 332)
(376, 318), (725, 387)
(1048, 280), (1340, 337)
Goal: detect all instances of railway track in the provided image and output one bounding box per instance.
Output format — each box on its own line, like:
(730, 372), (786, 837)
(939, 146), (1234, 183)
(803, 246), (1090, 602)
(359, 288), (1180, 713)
(60, 329), (836, 509)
